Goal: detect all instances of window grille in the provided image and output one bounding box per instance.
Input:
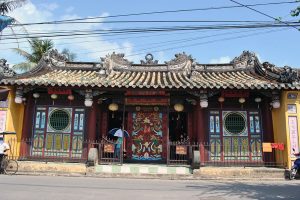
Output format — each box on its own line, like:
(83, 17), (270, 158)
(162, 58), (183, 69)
(224, 112), (246, 135)
(49, 109), (70, 131)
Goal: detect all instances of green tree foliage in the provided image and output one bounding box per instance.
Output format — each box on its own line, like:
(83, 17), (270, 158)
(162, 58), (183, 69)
(0, 0), (27, 15)
(291, 1), (300, 20)
(12, 38), (54, 72)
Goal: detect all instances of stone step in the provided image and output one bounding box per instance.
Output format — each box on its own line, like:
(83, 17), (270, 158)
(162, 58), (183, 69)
(193, 167), (285, 179)
(95, 164), (192, 175)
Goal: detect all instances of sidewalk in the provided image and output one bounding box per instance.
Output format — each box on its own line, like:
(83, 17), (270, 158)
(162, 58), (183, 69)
(17, 161), (286, 180)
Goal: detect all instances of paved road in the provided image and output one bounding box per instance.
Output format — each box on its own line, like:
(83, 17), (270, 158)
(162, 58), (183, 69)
(0, 175), (299, 200)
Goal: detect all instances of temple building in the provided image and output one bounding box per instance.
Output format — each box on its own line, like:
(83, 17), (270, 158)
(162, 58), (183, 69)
(0, 50), (299, 169)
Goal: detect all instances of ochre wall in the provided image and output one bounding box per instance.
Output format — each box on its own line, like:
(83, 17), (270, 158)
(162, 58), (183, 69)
(4, 87), (25, 159)
(272, 91), (300, 169)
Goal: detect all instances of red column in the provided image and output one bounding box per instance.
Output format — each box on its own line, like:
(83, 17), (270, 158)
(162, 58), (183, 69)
(20, 95), (34, 157)
(87, 106), (97, 142)
(261, 100), (275, 163)
(187, 111), (193, 141)
(196, 103), (207, 165)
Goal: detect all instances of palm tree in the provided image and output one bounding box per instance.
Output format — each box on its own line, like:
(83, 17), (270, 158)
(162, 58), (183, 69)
(13, 38), (54, 72)
(0, 0), (27, 33)
(0, 0), (27, 15)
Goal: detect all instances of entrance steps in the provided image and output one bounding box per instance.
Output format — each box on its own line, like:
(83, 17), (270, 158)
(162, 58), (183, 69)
(95, 164), (192, 176)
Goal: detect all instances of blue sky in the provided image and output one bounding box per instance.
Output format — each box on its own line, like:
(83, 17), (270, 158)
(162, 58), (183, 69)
(0, 0), (299, 67)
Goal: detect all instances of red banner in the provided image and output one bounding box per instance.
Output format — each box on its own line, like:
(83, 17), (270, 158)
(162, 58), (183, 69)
(125, 97), (169, 105)
(48, 88), (72, 95)
(271, 143), (284, 151)
(221, 90), (249, 98)
(125, 90), (166, 96)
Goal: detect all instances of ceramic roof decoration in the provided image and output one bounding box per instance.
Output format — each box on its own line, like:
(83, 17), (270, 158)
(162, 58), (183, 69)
(1, 50), (299, 90)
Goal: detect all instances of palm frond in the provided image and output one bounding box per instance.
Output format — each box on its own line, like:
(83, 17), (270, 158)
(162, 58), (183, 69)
(12, 47), (32, 60)
(0, 0), (27, 15)
(12, 61), (36, 72)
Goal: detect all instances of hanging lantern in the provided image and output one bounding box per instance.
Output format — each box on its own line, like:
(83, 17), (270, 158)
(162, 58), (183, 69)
(272, 100), (280, 109)
(271, 91), (280, 109)
(33, 93), (40, 99)
(254, 97), (262, 103)
(14, 96), (22, 104)
(218, 97), (225, 103)
(238, 97), (246, 104)
(200, 91), (208, 108)
(200, 100), (208, 108)
(108, 103), (118, 118)
(84, 99), (93, 107)
(174, 103), (184, 112)
(84, 90), (93, 107)
(67, 94), (74, 101)
(14, 87), (23, 104)
(51, 94), (58, 99)
(108, 103), (119, 111)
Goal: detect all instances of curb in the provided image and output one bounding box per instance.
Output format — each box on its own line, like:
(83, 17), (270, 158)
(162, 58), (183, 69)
(15, 171), (287, 181)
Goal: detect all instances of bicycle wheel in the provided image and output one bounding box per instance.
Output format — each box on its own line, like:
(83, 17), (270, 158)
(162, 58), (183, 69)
(4, 159), (18, 175)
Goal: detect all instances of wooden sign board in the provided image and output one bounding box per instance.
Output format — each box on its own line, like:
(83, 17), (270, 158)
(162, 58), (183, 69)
(176, 145), (187, 155)
(104, 144), (115, 153)
(263, 143), (272, 153)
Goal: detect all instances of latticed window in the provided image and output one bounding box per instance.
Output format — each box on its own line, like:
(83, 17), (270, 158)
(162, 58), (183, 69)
(49, 109), (71, 131)
(224, 112), (246, 135)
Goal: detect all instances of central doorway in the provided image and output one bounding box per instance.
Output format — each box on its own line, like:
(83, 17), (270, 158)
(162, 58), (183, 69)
(127, 111), (167, 162)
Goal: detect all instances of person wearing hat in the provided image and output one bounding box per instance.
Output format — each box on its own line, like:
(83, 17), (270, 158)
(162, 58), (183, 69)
(0, 137), (10, 172)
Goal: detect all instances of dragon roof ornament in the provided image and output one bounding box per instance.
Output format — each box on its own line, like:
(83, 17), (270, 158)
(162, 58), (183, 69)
(279, 66), (299, 83)
(255, 61), (299, 83)
(231, 51), (258, 68)
(165, 52), (194, 75)
(100, 52), (133, 73)
(41, 49), (68, 68)
(0, 59), (16, 79)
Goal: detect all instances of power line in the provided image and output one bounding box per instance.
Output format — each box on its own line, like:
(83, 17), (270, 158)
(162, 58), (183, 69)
(11, 19), (291, 26)
(1, 23), (299, 40)
(229, 0), (300, 31)
(125, 28), (288, 58)
(4, 21), (297, 37)
(74, 28), (265, 55)
(11, 1), (298, 26)
(0, 29), (214, 46)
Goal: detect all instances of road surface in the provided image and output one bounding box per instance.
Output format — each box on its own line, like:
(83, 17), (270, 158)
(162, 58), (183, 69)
(0, 175), (299, 200)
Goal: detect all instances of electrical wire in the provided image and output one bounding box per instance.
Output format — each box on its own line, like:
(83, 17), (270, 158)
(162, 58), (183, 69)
(229, 0), (300, 31)
(1, 23), (299, 40)
(11, 1), (299, 26)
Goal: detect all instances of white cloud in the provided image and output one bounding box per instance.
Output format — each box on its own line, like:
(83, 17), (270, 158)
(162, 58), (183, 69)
(41, 3), (59, 11)
(209, 56), (231, 64)
(65, 6), (74, 13)
(0, 1), (135, 64)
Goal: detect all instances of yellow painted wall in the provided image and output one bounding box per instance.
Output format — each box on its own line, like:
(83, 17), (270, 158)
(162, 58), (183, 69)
(3, 87), (25, 159)
(272, 91), (300, 169)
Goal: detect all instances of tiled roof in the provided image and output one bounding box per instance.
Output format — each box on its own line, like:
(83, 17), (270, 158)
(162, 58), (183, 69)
(0, 50), (299, 90)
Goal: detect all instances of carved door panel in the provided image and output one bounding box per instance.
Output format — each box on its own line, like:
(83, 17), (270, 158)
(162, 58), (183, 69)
(130, 112), (164, 161)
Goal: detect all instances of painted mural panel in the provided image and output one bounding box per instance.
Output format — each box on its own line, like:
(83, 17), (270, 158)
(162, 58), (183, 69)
(288, 116), (299, 154)
(0, 110), (7, 132)
(131, 112), (163, 161)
